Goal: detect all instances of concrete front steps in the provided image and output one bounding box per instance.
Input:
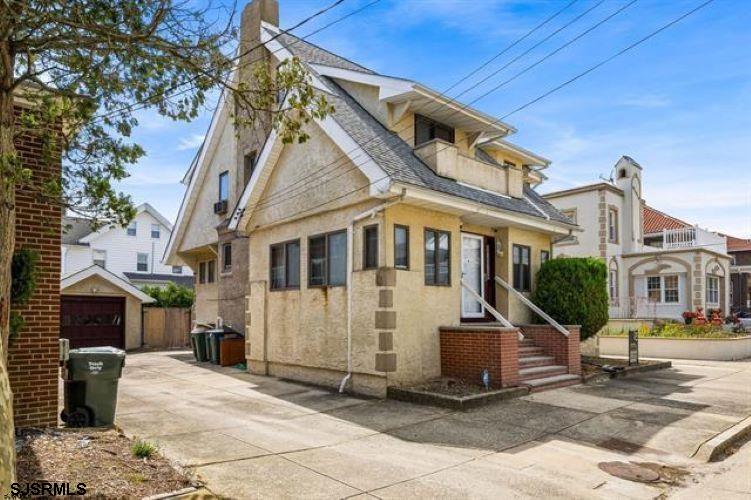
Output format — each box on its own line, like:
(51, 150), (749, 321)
(518, 339), (580, 392)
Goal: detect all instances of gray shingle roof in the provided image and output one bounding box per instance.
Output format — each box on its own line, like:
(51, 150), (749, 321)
(124, 272), (194, 288)
(62, 217), (94, 245)
(274, 32), (573, 226)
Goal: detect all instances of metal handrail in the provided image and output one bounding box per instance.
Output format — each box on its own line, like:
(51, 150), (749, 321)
(460, 279), (523, 340)
(494, 276), (570, 337)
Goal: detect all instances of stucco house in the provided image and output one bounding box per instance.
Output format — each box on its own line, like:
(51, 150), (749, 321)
(544, 156), (732, 321)
(726, 235), (751, 313)
(166, 0), (581, 396)
(63, 203), (193, 288)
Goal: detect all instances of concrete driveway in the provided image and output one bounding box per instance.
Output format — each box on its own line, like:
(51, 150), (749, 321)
(116, 351), (751, 499)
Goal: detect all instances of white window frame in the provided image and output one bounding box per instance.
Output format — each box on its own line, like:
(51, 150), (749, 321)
(151, 223), (161, 239)
(608, 207), (618, 244)
(126, 221), (137, 236)
(172, 265), (183, 274)
(137, 252), (149, 273)
(609, 268), (619, 305)
(646, 274), (680, 304)
(93, 249), (107, 269)
(706, 275), (720, 306)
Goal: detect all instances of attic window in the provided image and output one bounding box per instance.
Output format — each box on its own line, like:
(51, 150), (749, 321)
(618, 168), (627, 179)
(414, 114), (454, 146)
(243, 151), (257, 186)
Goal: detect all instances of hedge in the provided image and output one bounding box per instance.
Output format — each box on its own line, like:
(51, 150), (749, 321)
(531, 257), (608, 341)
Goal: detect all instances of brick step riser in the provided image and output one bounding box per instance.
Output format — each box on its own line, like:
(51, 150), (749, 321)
(518, 368), (568, 382)
(519, 347), (545, 355)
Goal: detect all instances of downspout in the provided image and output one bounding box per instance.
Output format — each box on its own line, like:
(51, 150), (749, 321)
(338, 192), (405, 393)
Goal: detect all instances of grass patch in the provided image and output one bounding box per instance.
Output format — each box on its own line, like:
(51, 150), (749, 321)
(604, 322), (747, 339)
(131, 439), (158, 459)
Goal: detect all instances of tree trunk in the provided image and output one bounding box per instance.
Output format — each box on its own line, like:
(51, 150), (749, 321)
(0, 38), (17, 488)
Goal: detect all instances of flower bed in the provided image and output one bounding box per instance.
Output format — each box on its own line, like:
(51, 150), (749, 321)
(604, 323), (747, 339)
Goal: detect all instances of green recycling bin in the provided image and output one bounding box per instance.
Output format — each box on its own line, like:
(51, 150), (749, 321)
(192, 330), (209, 362)
(61, 346), (126, 427)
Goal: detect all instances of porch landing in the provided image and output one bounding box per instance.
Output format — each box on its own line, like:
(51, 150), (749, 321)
(439, 323), (582, 393)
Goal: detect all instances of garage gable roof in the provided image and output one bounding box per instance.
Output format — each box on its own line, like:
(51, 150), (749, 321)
(61, 265), (156, 303)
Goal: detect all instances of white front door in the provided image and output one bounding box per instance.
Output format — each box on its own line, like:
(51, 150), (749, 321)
(461, 233), (485, 318)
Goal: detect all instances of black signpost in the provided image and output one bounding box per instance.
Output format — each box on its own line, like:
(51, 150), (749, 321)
(628, 329), (639, 366)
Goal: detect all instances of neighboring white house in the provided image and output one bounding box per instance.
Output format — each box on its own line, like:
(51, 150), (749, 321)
(62, 203), (193, 288)
(544, 156), (731, 321)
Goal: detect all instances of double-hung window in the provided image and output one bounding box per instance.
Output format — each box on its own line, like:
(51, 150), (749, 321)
(270, 240), (300, 290)
(647, 275), (680, 303)
(207, 260), (215, 283)
(218, 171), (229, 203)
(706, 276), (720, 305)
(93, 249), (106, 268)
(424, 229), (450, 285)
(126, 221), (137, 236)
(199, 262), (206, 284)
(137, 253), (149, 272)
(151, 224), (160, 239)
(512, 244), (531, 292)
(309, 231), (347, 287)
(608, 207), (619, 243)
(609, 268), (619, 304)
(394, 225), (409, 269)
(363, 225), (378, 270)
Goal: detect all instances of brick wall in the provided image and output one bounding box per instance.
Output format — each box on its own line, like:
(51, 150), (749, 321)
(8, 107), (62, 428)
(519, 325), (581, 375)
(439, 326), (519, 388)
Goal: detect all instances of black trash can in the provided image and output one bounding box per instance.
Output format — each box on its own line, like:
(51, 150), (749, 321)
(204, 325), (239, 364)
(61, 346), (126, 427)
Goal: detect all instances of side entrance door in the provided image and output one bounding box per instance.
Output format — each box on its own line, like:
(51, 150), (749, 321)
(61, 295), (125, 349)
(461, 233), (485, 318)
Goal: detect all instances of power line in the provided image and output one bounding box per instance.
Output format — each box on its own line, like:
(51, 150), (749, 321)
(244, 0), (717, 224)
(244, 0), (595, 211)
(91, 0), (356, 124)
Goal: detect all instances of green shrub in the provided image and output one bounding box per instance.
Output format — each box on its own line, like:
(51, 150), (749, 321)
(9, 248), (40, 344)
(531, 257), (608, 341)
(131, 439), (157, 459)
(141, 282), (194, 308)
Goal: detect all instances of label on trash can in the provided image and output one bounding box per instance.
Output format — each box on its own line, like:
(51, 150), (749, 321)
(88, 361), (104, 374)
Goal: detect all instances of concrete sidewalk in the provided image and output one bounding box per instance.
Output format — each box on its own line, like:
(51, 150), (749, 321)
(115, 352), (751, 499)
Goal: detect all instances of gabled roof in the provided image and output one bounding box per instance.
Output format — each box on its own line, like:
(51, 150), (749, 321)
(725, 235), (751, 252)
(66, 204), (173, 245)
(61, 265), (156, 303)
(643, 205), (691, 235)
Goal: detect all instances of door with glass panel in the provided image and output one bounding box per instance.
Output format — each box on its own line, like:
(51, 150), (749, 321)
(461, 233), (485, 318)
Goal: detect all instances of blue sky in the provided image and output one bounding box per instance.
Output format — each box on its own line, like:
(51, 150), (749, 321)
(116, 0), (751, 237)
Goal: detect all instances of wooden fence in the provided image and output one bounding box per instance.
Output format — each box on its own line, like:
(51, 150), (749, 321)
(143, 307), (192, 348)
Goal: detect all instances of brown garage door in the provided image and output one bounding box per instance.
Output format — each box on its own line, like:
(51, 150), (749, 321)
(61, 295), (125, 349)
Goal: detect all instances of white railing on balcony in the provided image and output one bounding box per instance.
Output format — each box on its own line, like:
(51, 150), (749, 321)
(662, 226), (727, 253)
(663, 227), (697, 249)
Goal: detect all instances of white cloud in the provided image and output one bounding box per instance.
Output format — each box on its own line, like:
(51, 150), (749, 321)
(177, 133), (205, 151)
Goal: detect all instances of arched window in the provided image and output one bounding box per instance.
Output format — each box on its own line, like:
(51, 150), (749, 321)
(609, 259), (619, 306)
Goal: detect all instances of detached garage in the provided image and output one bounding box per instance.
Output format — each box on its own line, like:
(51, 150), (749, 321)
(61, 265), (156, 349)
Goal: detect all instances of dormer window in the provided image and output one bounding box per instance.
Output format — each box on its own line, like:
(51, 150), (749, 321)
(414, 114), (454, 146)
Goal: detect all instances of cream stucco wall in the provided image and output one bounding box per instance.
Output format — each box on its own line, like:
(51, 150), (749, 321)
(62, 275), (143, 350)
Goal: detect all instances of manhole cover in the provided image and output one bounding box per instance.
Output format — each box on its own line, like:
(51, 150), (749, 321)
(598, 461), (660, 483)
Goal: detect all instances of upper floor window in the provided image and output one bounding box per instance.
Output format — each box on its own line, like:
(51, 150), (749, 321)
(93, 249), (106, 268)
(512, 244), (531, 292)
(151, 223), (160, 239)
(363, 225), (378, 270)
(137, 252), (149, 272)
(199, 262), (206, 284)
(414, 114), (455, 146)
(218, 171), (229, 203)
(207, 259), (215, 283)
(126, 221), (137, 236)
(243, 151), (257, 186)
(172, 265), (183, 274)
(608, 207), (619, 243)
(394, 225), (410, 269)
(222, 242), (232, 273)
(270, 240), (300, 290)
(309, 231), (347, 287)
(424, 229), (450, 286)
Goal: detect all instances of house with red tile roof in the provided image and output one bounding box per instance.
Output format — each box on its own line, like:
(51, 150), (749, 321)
(544, 156), (731, 321)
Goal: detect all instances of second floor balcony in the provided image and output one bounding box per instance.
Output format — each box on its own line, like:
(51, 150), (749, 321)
(646, 226), (727, 254)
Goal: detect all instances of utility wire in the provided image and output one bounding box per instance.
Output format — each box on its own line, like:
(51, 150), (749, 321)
(243, 0), (717, 223)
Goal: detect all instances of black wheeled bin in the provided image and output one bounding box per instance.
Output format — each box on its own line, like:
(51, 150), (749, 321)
(61, 346), (126, 427)
(191, 329), (209, 362)
(205, 325), (240, 364)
